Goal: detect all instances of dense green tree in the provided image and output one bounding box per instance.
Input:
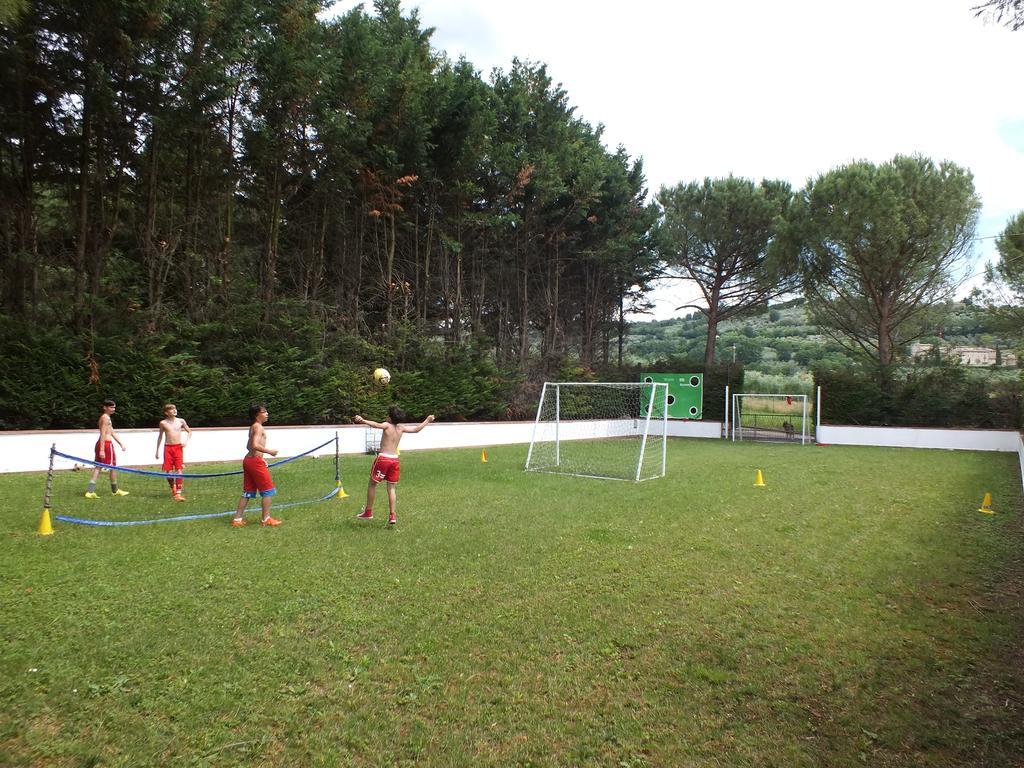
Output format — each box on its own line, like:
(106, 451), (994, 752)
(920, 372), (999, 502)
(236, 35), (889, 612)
(994, 212), (1024, 294)
(655, 176), (798, 369)
(789, 155), (980, 384)
(981, 210), (1024, 336)
(0, 0), (661, 425)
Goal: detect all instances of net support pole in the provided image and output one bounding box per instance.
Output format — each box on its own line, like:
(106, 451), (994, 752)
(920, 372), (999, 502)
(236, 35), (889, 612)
(524, 382), (548, 470)
(334, 431), (348, 499)
(815, 385), (822, 443)
(636, 384), (655, 482)
(737, 392), (742, 442)
(37, 444), (56, 535)
(723, 385), (730, 439)
(661, 384), (668, 477)
(554, 384), (561, 468)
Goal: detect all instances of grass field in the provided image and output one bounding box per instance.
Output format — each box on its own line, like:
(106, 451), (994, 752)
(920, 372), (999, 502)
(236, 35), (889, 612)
(2, 440), (1023, 767)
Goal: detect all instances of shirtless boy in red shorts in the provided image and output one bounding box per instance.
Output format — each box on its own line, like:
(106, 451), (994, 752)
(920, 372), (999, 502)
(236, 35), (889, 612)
(354, 406), (434, 526)
(85, 399), (129, 498)
(231, 402), (281, 527)
(155, 403), (193, 501)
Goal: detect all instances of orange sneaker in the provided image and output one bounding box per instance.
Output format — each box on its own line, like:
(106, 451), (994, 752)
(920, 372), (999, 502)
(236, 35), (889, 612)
(260, 516), (282, 527)
(231, 518), (247, 527)
(172, 494), (186, 502)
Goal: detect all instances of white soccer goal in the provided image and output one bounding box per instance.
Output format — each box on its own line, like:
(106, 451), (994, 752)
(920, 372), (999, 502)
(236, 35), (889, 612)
(731, 393), (810, 444)
(524, 382), (669, 481)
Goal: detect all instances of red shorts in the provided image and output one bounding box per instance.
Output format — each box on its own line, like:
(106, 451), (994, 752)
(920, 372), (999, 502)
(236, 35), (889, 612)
(370, 455), (400, 484)
(162, 443), (184, 472)
(242, 456), (276, 498)
(95, 440), (115, 466)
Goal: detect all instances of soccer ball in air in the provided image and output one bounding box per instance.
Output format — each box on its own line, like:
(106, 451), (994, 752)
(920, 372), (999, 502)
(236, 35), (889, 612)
(373, 367), (391, 386)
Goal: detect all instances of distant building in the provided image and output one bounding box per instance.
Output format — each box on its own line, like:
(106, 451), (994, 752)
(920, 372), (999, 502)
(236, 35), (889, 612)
(909, 343), (1017, 367)
(910, 342), (937, 359)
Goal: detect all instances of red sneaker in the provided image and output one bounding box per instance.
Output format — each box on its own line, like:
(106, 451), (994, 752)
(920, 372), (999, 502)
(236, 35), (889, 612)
(231, 518), (247, 527)
(387, 513), (396, 526)
(355, 510), (373, 519)
(260, 516), (282, 527)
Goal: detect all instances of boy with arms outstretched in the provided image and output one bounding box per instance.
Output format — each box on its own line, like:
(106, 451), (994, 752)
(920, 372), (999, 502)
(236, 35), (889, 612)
(85, 399), (129, 498)
(231, 403), (282, 527)
(354, 406), (435, 525)
(155, 403), (192, 501)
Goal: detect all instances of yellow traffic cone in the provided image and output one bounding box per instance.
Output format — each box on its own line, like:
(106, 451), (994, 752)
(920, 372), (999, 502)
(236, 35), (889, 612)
(481, 449), (488, 463)
(37, 508), (54, 536)
(754, 469), (766, 487)
(978, 492), (994, 514)
(335, 483), (349, 499)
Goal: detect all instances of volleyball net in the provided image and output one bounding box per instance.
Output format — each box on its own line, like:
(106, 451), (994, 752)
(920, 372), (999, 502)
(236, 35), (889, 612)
(42, 436), (348, 527)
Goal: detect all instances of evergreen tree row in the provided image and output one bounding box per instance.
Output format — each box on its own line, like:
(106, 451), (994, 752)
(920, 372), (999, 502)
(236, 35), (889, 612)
(0, 0), (657, 427)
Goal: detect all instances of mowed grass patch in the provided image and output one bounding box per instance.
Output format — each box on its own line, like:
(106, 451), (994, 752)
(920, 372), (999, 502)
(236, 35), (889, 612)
(1, 440), (1023, 767)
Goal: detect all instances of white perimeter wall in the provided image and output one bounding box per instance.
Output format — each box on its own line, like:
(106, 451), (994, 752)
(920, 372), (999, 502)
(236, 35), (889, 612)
(0, 419), (722, 474)
(1019, 433), (1024, 493)
(817, 424), (1020, 452)
(1, 421), (1020, 494)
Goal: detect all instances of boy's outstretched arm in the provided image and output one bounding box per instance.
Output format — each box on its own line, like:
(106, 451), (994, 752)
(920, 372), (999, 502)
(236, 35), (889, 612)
(402, 415), (435, 434)
(354, 414), (385, 430)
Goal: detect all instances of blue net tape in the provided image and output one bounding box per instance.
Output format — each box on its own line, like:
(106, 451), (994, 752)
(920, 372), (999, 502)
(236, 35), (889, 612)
(54, 486), (341, 527)
(54, 437), (336, 480)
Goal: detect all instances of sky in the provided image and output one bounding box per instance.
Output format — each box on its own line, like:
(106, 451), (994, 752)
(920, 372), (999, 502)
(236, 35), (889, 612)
(326, 0), (1024, 320)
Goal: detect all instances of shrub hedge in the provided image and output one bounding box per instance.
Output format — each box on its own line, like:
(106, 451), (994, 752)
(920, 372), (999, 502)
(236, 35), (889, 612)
(814, 364), (1022, 429)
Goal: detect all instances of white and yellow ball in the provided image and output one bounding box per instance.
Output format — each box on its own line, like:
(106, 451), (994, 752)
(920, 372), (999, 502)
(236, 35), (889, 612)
(373, 367), (391, 386)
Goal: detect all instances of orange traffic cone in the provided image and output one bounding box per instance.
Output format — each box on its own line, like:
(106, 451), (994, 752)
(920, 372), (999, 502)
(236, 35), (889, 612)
(481, 449), (488, 463)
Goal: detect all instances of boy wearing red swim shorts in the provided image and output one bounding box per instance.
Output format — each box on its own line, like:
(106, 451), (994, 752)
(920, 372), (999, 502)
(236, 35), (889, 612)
(353, 406), (435, 526)
(231, 402), (282, 528)
(85, 399), (129, 499)
(155, 403), (193, 501)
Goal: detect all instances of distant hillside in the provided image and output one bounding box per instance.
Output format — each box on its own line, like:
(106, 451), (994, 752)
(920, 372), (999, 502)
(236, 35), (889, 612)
(624, 300), (1020, 383)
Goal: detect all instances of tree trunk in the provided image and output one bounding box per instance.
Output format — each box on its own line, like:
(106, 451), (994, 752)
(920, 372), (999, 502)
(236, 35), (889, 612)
(877, 299), (894, 388)
(260, 166), (281, 323)
(518, 235), (530, 368)
(617, 292), (625, 368)
(73, 61), (92, 332)
(5, 33), (37, 318)
(704, 312), (720, 370)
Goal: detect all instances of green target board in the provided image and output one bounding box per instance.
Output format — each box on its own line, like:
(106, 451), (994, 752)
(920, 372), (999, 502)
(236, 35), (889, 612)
(641, 373), (703, 419)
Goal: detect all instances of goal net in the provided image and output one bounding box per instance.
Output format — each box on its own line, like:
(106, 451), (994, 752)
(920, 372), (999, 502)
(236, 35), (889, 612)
(525, 382), (668, 481)
(731, 393), (810, 444)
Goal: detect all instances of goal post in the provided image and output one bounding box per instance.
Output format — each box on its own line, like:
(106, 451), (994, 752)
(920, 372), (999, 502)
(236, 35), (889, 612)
(731, 393), (810, 444)
(525, 382), (669, 481)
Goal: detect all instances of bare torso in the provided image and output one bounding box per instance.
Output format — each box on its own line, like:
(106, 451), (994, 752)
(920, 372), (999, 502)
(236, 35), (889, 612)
(159, 417), (186, 445)
(246, 423), (266, 458)
(378, 423), (403, 454)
